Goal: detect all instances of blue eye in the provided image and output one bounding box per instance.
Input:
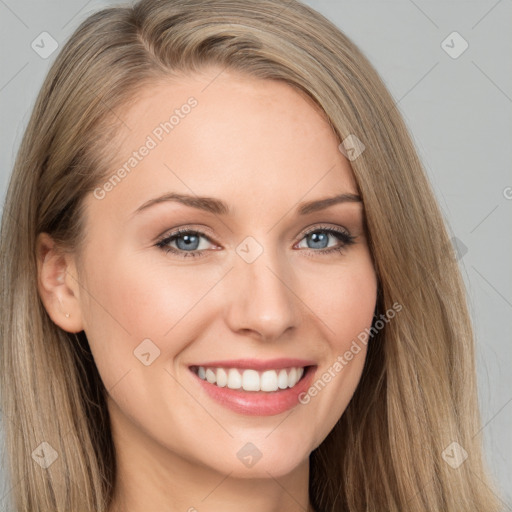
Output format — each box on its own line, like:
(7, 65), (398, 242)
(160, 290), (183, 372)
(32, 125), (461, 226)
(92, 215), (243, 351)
(156, 225), (356, 259)
(298, 226), (356, 254)
(156, 228), (214, 258)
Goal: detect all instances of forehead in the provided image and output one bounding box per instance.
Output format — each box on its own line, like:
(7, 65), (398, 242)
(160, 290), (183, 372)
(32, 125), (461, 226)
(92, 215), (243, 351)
(89, 69), (359, 218)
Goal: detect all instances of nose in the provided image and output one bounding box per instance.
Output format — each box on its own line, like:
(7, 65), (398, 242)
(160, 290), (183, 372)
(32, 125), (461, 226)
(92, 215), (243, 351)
(224, 244), (301, 342)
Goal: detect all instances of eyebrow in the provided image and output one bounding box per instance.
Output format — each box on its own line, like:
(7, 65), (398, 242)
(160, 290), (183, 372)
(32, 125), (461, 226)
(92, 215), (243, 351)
(132, 191), (362, 217)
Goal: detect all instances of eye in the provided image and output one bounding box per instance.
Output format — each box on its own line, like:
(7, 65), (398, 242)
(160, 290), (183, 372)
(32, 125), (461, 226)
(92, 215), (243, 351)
(295, 225), (356, 255)
(156, 228), (215, 258)
(156, 224), (356, 259)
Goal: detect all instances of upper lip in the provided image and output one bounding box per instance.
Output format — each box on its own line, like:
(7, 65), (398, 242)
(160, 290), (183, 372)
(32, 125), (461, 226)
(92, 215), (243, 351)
(189, 358), (316, 371)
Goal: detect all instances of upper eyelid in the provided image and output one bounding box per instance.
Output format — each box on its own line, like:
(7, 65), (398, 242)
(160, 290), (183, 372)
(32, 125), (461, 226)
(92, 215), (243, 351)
(158, 224), (352, 247)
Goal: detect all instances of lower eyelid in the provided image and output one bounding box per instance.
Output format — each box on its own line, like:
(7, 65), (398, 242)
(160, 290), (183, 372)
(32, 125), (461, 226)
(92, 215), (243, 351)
(157, 227), (355, 256)
(157, 232), (214, 252)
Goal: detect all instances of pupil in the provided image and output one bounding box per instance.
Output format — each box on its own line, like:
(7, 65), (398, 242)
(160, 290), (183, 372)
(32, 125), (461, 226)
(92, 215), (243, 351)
(178, 234), (198, 250)
(310, 232), (327, 249)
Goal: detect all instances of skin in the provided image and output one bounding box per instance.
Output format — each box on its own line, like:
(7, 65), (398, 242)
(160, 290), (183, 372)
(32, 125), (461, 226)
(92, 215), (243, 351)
(37, 67), (378, 512)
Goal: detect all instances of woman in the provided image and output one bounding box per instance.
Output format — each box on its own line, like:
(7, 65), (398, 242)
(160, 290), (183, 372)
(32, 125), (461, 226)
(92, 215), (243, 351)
(0, 0), (503, 510)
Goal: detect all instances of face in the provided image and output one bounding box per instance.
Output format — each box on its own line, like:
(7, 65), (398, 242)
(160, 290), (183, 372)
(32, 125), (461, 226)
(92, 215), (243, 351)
(41, 68), (377, 481)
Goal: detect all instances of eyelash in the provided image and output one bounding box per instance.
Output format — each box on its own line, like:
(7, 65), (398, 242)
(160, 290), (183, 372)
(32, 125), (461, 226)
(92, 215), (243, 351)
(155, 225), (356, 259)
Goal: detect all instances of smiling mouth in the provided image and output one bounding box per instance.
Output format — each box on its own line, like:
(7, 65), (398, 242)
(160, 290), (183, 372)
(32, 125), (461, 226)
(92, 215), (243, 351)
(189, 365), (311, 392)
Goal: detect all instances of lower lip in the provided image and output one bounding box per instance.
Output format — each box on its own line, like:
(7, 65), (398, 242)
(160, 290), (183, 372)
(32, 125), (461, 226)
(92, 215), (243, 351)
(189, 366), (317, 416)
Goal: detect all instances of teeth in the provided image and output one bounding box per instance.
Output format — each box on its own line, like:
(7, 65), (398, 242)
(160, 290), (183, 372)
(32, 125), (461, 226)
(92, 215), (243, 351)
(288, 367), (298, 387)
(242, 369), (260, 391)
(227, 368), (242, 389)
(260, 370), (278, 392)
(194, 366), (306, 392)
(277, 369), (289, 389)
(216, 368), (228, 387)
(205, 368), (216, 384)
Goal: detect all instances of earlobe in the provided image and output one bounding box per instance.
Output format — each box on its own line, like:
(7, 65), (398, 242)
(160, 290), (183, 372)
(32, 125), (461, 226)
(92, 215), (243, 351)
(36, 233), (84, 333)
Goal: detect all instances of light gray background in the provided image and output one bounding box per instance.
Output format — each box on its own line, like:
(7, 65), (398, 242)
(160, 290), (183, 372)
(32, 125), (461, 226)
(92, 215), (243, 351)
(1, 0), (511, 508)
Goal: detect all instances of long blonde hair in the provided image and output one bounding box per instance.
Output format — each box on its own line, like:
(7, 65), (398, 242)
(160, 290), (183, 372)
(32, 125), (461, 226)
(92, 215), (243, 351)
(0, 0), (503, 510)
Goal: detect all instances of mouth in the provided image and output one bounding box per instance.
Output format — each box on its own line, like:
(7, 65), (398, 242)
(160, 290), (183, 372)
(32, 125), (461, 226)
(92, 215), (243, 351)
(186, 357), (318, 416)
(189, 364), (312, 392)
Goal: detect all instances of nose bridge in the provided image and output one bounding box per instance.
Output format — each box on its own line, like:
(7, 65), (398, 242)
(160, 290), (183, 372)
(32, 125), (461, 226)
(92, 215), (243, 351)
(225, 236), (300, 340)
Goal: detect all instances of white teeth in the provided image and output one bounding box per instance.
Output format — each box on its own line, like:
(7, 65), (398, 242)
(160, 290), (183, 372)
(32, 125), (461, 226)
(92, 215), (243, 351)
(288, 367), (297, 387)
(216, 368), (228, 387)
(205, 368), (216, 384)
(194, 366), (307, 392)
(227, 368), (242, 389)
(277, 369), (288, 389)
(242, 369), (260, 391)
(260, 370), (278, 392)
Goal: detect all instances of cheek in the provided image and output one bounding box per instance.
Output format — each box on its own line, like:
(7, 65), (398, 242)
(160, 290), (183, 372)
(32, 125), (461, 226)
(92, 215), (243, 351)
(310, 251), (378, 349)
(329, 272), (377, 348)
(299, 252), (377, 445)
(80, 241), (377, 385)
(78, 249), (216, 386)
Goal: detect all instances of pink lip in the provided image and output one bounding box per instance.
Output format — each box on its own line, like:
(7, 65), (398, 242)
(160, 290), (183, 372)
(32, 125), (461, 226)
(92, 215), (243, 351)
(189, 357), (316, 371)
(189, 363), (318, 416)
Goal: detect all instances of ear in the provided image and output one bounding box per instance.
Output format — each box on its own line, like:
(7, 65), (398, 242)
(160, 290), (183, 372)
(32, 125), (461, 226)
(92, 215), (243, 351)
(36, 232), (85, 333)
